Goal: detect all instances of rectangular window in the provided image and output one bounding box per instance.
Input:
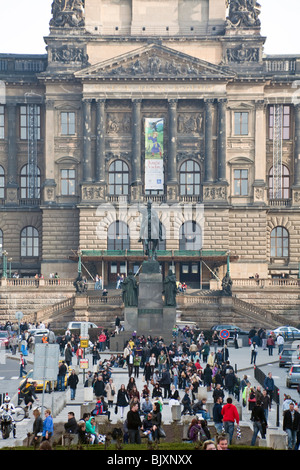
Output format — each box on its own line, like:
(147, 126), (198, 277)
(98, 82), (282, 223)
(0, 106), (4, 139)
(234, 169), (248, 196)
(61, 169), (76, 195)
(20, 105), (41, 140)
(234, 112), (249, 136)
(61, 112), (76, 135)
(269, 105), (290, 140)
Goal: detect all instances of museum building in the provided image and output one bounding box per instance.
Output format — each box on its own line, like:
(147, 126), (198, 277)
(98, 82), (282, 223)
(1, 0), (300, 288)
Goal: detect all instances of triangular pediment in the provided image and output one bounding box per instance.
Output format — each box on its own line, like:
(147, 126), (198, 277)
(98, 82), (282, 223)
(75, 44), (235, 80)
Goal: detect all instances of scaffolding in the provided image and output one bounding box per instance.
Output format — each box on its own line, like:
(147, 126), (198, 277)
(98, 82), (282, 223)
(27, 103), (39, 199)
(272, 104), (283, 199)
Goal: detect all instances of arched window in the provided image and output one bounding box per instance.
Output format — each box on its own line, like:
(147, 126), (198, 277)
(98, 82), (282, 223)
(179, 221), (202, 251)
(270, 226), (289, 258)
(268, 165), (290, 200)
(179, 160), (201, 196)
(20, 164), (41, 199)
(0, 166), (4, 199)
(107, 221), (130, 250)
(108, 160), (129, 196)
(21, 226), (39, 257)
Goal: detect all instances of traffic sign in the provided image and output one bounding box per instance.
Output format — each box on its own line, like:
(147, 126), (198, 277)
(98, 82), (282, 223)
(220, 329), (230, 340)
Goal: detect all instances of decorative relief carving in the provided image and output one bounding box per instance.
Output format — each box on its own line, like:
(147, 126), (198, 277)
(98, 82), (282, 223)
(177, 113), (203, 134)
(52, 46), (89, 65)
(226, 44), (259, 63)
(204, 186), (227, 200)
(82, 185), (105, 201)
(106, 113), (132, 135)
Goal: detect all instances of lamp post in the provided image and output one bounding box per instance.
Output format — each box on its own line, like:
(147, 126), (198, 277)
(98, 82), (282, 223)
(77, 249), (82, 275)
(8, 258), (12, 278)
(2, 250), (7, 279)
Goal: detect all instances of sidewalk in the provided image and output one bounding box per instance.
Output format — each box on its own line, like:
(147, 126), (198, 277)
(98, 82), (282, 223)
(4, 343), (279, 448)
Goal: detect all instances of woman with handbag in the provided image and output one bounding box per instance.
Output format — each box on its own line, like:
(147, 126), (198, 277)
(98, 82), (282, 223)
(105, 378), (116, 408)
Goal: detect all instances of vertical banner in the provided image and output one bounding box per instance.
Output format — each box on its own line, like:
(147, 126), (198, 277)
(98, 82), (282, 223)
(145, 118), (164, 191)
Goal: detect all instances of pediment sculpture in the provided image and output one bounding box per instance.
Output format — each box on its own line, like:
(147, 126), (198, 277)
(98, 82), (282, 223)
(76, 45), (234, 80)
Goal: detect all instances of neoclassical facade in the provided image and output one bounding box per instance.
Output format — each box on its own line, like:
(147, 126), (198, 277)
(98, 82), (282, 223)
(1, 0), (300, 287)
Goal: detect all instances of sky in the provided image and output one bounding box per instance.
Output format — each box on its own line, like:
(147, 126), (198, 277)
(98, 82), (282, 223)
(0, 0), (299, 55)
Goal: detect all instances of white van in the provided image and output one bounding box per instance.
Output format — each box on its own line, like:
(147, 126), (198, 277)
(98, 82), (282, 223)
(175, 321), (198, 331)
(67, 321), (99, 330)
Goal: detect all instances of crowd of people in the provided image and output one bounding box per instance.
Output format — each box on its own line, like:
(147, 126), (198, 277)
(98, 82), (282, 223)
(1, 319), (300, 450)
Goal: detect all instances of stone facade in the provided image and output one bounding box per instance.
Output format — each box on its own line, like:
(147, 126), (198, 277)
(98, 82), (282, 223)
(0, 1), (300, 285)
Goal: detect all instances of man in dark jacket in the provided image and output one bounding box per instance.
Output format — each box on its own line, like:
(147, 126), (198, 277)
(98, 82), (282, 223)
(68, 369), (79, 400)
(213, 396), (223, 435)
(93, 374), (106, 399)
(159, 368), (172, 399)
(64, 412), (78, 434)
(57, 361), (67, 391)
(127, 403), (142, 444)
(283, 402), (300, 450)
(250, 400), (268, 446)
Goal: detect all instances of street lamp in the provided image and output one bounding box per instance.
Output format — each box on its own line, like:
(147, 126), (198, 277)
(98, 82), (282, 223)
(77, 249), (82, 275)
(2, 250), (7, 279)
(8, 258), (12, 278)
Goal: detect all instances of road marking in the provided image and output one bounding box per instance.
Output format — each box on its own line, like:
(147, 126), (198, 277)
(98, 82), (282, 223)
(11, 376), (19, 380)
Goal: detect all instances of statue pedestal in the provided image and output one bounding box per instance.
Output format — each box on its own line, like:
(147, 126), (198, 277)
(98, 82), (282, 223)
(123, 260), (176, 343)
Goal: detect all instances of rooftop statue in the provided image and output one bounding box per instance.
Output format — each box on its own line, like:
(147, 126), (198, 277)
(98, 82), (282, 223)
(227, 0), (261, 28)
(50, 0), (85, 28)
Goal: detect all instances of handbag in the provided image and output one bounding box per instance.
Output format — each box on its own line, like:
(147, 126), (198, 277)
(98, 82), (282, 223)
(158, 426), (166, 438)
(114, 405), (118, 414)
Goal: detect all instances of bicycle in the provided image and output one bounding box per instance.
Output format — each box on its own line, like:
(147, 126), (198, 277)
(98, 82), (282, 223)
(13, 406), (26, 422)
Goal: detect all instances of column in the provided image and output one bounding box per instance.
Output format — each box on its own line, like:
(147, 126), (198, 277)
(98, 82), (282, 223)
(131, 99), (142, 186)
(167, 99), (178, 184)
(294, 104), (300, 186)
(217, 99), (227, 182)
(95, 99), (106, 183)
(204, 99), (214, 183)
(82, 99), (93, 182)
(7, 102), (18, 187)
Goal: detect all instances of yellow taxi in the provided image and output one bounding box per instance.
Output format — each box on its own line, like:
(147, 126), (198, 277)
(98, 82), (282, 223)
(18, 362), (72, 393)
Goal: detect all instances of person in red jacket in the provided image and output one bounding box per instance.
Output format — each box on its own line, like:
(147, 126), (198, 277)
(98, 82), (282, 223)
(221, 397), (240, 445)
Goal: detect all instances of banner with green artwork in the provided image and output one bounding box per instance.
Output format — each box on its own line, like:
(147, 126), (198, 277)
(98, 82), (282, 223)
(144, 118), (164, 191)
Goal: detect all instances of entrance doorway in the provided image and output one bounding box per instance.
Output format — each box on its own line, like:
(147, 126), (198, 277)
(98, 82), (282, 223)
(180, 262), (200, 287)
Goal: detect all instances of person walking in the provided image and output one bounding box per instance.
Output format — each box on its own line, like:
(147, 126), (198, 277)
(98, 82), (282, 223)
(283, 401), (300, 450)
(250, 341), (258, 365)
(263, 372), (275, 407)
(68, 369), (79, 400)
(221, 397), (240, 445)
(250, 400), (268, 446)
(116, 384), (129, 419)
(213, 396), (223, 435)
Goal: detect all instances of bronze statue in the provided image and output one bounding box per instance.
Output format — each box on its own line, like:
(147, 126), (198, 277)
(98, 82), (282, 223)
(122, 271), (138, 307)
(138, 201), (163, 260)
(163, 269), (177, 307)
(222, 272), (233, 296)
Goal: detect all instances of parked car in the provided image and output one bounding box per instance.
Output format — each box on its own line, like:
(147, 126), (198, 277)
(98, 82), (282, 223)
(279, 347), (300, 368)
(272, 326), (300, 340)
(0, 331), (10, 349)
(286, 364), (300, 388)
(211, 324), (249, 339)
(28, 328), (49, 338)
(67, 321), (99, 330)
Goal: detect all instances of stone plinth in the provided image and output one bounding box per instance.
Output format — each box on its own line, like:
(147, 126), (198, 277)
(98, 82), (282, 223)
(123, 260), (177, 342)
(73, 295), (89, 322)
